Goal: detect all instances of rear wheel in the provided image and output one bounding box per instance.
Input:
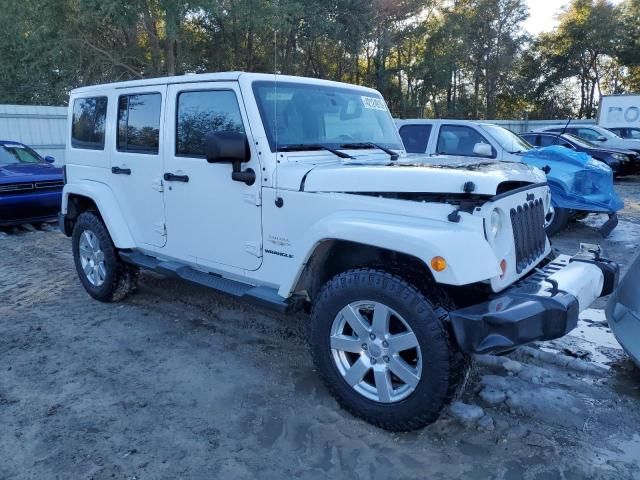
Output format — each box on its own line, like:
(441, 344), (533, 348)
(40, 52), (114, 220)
(72, 212), (138, 302)
(310, 269), (468, 431)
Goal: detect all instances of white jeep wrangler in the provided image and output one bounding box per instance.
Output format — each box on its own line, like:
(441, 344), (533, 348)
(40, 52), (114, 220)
(59, 72), (618, 431)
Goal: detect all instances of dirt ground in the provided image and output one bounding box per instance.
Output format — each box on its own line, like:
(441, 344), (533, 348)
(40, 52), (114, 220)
(1, 178), (640, 480)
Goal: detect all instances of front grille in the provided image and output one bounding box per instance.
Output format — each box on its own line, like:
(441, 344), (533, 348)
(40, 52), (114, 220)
(510, 199), (546, 273)
(0, 180), (63, 194)
(35, 180), (64, 190)
(0, 182), (34, 193)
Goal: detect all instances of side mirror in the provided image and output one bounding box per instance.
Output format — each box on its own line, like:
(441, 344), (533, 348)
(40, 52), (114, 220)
(204, 131), (250, 163)
(44, 155), (55, 164)
(595, 136), (607, 142)
(204, 131), (255, 185)
(473, 143), (493, 157)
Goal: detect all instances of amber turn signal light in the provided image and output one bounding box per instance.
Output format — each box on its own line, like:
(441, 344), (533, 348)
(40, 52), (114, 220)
(431, 256), (447, 272)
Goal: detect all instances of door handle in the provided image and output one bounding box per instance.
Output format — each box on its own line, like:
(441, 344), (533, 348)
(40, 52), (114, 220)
(112, 166), (131, 175)
(163, 172), (189, 183)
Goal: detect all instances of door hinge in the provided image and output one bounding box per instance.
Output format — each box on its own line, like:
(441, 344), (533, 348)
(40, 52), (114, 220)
(244, 190), (262, 206)
(245, 241), (262, 258)
(154, 222), (167, 236)
(152, 178), (164, 192)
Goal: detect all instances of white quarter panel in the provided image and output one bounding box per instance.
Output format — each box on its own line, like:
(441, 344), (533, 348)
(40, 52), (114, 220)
(253, 188), (501, 298)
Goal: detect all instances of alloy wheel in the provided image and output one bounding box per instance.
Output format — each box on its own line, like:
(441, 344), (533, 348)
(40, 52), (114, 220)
(330, 301), (422, 403)
(78, 229), (106, 287)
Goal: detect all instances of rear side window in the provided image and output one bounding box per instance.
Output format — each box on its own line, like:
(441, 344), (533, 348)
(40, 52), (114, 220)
(118, 93), (162, 154)
(436, 125), (494, 157)
(176, 90), (245, 157)
(521, 134), (539, 145)
(538, 135), (557, 147)
(626, 128), (640, 139)
(399, 124), (432, 153)
(72, 97), (108, 150)
(576, 128), (601, 141)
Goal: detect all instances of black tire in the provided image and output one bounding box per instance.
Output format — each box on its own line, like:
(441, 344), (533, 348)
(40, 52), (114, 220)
(310, 269), (468, 431)
(545, 205), (571, 236)
(72, 211), (139, 302)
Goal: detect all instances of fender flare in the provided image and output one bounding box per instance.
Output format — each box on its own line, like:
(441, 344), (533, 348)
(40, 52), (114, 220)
(281, 210), (500, 296)
(62, 181), (135, 248)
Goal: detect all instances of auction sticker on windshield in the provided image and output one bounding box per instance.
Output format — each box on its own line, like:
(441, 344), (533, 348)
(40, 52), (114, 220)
(361, 96), (388, 111)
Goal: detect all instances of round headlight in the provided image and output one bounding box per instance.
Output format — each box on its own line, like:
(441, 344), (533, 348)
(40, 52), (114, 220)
(490, 208), (502, 237)
(612, 153), (629, 162)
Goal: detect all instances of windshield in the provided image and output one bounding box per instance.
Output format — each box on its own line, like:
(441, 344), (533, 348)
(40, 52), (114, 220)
(482, 125), (532, 154)
(0, 144), (42, 166)
(252, 81), (403, 152)
(562, 133), (596, 148)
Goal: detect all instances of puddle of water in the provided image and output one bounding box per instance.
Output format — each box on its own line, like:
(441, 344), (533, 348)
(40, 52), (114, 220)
(571, 309), (621, 351)
(539, 309), (623, 368)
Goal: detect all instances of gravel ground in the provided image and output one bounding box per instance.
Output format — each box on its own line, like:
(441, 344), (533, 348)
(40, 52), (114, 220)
(1, 178), (640, 480)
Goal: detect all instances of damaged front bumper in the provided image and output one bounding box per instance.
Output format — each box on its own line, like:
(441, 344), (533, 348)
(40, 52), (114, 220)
(450, 244), (619, 354)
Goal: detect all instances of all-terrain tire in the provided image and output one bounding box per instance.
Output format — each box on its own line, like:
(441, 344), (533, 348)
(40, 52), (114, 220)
(72, 211), (139, 302)
(310, 268), (468, 431)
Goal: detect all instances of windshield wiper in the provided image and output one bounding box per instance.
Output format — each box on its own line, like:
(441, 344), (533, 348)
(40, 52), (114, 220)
(340, 142), (399, 161)
(276, 144), (354, 159)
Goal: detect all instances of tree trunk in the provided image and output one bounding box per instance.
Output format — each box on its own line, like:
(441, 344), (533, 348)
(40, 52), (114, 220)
(164, 6), (179, 76)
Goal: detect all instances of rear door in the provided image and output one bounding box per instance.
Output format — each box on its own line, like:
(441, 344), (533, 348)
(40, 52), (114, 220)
(110, 85), (167, 248)
(162, 82), (263, 271)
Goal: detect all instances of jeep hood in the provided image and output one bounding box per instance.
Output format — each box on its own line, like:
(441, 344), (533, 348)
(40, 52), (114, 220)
(277, 154), (546, 195)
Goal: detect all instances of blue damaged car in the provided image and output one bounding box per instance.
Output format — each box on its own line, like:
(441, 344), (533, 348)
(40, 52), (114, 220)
(394, 121), (623, 237)
(521, 145), (623, 237)
(0, 141), (64, 227)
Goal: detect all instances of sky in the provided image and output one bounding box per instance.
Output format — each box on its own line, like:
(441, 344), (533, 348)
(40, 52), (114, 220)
(524, 0), (623, 35)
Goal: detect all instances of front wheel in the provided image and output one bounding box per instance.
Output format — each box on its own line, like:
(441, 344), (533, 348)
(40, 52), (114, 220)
(545, 205), (571, 236)
(310, 269), (467, 431)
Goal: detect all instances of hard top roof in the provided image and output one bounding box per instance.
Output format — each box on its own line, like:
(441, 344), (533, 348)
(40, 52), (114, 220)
(70, 72), (380, 96)
(395, 119), (498, 127)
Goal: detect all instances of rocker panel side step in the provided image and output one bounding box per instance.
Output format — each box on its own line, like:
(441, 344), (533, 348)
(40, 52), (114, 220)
(119, 250), (292, 313)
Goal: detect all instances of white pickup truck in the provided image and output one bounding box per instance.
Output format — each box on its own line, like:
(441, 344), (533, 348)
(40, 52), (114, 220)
(59, 73), (618, 431)
(395, 118), (533, 160)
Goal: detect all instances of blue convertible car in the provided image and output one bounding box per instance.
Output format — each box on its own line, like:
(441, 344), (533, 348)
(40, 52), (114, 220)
(0, 141), (64, 227)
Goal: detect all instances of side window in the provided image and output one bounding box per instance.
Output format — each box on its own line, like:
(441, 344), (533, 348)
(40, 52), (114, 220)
(522, 134), (539, 146)
(71, 97), (108, 150)
(399, 125), (432, 153)
(627, 129), (640, 139)
(577, 128), (600, 141)
(176, 90), (245, 157)
(436, 125), (494, 157)
(538, 135), (557, 147)
(117, 93), (162, 154)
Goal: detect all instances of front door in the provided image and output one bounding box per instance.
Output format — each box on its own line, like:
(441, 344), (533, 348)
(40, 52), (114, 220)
(162, 82), (263, 271)
(109, 85), (167, 247)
